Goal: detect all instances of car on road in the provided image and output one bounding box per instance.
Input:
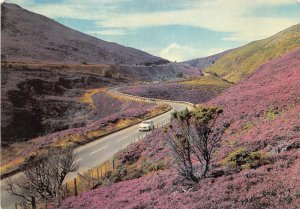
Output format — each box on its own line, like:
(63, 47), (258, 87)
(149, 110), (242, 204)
(139, 120), (155, 131)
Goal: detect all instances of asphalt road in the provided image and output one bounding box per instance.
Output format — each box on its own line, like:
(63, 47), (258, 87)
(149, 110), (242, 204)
(1, 92), (192, 209)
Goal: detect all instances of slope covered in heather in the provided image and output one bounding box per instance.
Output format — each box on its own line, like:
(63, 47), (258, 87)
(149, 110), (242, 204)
(122, 74), (232, 103)
(55, 47), (300, 209)
(1, 3), (167, 65)
(206, 24), (300, 83)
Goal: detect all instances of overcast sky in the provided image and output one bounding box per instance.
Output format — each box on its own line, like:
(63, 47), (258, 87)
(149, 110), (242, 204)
(4, 0), (300, 61)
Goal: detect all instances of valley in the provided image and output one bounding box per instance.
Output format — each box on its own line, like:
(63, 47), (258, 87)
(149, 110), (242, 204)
(1, 1), (300, 209)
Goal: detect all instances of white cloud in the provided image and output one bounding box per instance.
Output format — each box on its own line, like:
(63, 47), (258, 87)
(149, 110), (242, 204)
(96, 0), (299, 42)
(159, 43), (197, 62)
(159, 43), (225, 62)
(5, 0), (300, 44)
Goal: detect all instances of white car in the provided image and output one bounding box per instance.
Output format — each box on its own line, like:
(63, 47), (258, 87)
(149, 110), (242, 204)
(139, 120), (155, 131)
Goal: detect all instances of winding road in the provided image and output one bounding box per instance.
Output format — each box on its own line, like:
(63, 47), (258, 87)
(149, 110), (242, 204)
(1, 88), (194, 209)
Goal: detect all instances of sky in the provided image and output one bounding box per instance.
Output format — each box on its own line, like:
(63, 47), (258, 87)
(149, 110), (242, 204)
(4, 0), (300, 61)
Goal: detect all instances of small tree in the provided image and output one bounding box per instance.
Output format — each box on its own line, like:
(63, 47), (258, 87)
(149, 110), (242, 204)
(176, 72), (184, 78)
(4, 147), (78, 207)
(166, 107), (227, 182)
(104, 70), (113, 78)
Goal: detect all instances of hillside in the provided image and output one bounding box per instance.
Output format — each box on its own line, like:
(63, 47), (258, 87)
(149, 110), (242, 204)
(0, 63), (121, 146)
(55, 47), (300, 209)
(1, 3), (168, 65)
(206, 24), (300, 83)
(182, 50), (231, 70)
(118, 62), (201, 81)
(122, 74), (232, 103)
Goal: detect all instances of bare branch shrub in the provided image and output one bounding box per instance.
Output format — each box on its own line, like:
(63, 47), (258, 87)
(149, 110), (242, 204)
(4, 147), (78, 207)
(166, 107), (228, 182)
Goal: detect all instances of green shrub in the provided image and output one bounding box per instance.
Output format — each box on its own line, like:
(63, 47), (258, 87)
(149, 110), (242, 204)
(222, 148), (270, 170)
(231, 122), (254, 136)
(264, 107), (280, 120)
(144, 160), (169, 173)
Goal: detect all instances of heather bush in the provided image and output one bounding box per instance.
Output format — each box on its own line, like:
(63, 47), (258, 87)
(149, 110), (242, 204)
(97, 158), (169, 186)
(222, 147), (271, 170)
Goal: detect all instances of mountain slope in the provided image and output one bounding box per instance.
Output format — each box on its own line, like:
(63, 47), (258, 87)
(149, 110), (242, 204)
(182, 50), (231, 70)
(206, 24), (300, 83)
(1, 3), (167, 65)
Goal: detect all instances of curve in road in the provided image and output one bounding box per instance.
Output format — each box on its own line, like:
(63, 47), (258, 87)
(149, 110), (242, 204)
(1, 88), (194, 209)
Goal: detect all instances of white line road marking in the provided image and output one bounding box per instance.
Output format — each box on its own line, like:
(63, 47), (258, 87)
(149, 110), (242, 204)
(117, 136), (129, 142)
(89, 145), (109, 155)
(73, 158), (81, 164)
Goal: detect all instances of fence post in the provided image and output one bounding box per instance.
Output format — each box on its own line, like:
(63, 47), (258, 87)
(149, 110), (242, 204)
(31, 196), (36, 209)
(15, 203), (17, 209)
(91, 170), (94, 187)
(97, 167), (100, 183)
(65, 183), (68, 197)
(101, 166), (103, 178)
(112, 159), (115, 170)
(74, 178), (78, 196)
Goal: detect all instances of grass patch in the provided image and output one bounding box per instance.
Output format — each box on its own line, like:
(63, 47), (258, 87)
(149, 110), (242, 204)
(264, 107), (280, 121)
(182, 74), (232, 89)
(222, 147), (271, 170)
(80, 88), (106, 109)
(231, 122), (255, 136)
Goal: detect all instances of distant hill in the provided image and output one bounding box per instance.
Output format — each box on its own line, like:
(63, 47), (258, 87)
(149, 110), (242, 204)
(182, 50), (231, 70)
(118, 63), (201, 81)
(206, 24), (300, 83)
(1, 3), (168, 65)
